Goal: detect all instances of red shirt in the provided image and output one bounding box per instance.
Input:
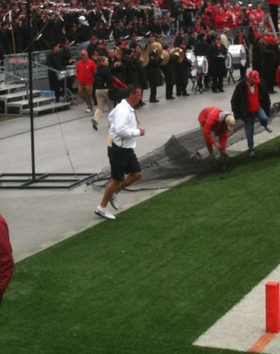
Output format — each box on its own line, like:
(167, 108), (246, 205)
(198, 106), (229, 149)
(76, 58), (97, 86)
(247, 85), (261, 113)
(0, 215), (14, 294)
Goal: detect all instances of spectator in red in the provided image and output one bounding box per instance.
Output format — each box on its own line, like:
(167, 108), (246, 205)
(223, 7), (234, 28)
(0, 214), (14, 313)
(76, 50), (97, 113)
(253, 4), (265, 25)
(215, 7), (226, 30)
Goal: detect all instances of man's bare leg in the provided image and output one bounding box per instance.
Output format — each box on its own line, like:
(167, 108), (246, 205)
(115, 172), (142, 194)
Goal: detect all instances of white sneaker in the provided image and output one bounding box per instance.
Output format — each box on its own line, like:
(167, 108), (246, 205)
(86, 108), (92, 113)
(265, 125), (273, 133)
(95, 206), (116, 220)
(110, 193), (119, 210)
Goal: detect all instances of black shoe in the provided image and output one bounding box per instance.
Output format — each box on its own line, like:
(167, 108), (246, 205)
(219, 89), (225, 92)
(91, 119), (98, 131)
(166, 96), (175, 100)
(149, 99), (159, 103)
(139, 101), (146, 106)
(176, 93), (181, 97)
(182, 92), (190, 96)
(212, 89), (218, 93)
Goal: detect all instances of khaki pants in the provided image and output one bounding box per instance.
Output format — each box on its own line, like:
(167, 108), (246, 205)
(78, 84), (93, 110)
(94, 89), (114, 123)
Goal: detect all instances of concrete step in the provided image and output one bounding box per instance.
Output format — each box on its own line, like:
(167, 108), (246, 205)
(22, 101), (71, 115)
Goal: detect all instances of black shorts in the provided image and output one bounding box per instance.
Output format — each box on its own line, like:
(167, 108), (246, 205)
(108, 143), (141, 181)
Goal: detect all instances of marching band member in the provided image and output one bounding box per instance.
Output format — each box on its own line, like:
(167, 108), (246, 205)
(194, 32), (210, 92)
(161, 45), (177, 100)
(146, 33), (163, 103)
(208, 35), (227, 93)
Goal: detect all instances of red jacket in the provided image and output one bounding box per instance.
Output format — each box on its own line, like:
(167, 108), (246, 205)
(198, 106), (229, 150)
(76, 58), (97, 86)
(0, 215), (14, 294)
(267, 0), (279, 6)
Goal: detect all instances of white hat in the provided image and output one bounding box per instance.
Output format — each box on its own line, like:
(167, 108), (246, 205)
(225, 115), (235, 132)
(78, 15), (86, 21)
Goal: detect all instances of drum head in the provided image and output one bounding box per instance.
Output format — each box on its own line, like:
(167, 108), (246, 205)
(225, 52), (232, 69)
(186, 51), (197, 77)
(197, 56), (208, 75)
(240, 45), (246, 67)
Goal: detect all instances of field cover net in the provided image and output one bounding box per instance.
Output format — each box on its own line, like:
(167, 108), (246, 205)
(89, 103), (280, 191)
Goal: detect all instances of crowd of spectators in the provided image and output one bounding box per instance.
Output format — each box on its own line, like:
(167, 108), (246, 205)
(0, 0), (272, 63)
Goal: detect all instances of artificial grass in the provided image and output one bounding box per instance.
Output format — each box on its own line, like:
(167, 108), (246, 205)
(1, 138), (280, 354)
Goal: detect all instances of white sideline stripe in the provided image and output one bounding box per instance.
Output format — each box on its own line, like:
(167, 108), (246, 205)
(193, 265), (280, 354)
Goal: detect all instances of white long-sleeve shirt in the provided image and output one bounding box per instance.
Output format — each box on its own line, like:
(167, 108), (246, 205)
(108, 99), (141, 149)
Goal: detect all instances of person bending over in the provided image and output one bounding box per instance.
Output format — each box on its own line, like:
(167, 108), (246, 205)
(198, 106), (235, 159)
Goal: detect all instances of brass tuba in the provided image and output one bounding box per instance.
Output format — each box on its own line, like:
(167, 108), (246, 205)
(170, 47), (184, 63)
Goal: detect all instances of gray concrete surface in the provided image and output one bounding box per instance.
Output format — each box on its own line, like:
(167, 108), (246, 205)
(1, 75), (280, 262)
(194, 265), (280, 354)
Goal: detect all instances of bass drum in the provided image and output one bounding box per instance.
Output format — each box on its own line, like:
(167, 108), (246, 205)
(225, 52), (233, 70)
(197, 56), (208, 76)
(186, 50), (197, 77)
(66, 65), (76, 78)
(228, 44), (246, 68)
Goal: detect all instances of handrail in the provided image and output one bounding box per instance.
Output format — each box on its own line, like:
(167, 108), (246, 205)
(0, 68), (27, 83)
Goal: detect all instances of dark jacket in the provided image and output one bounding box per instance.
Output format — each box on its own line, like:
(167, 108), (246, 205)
(146, 53), (163, 88)
(94, 65), (113, 89)
(208, 43), (227, 78)
(194, 40), (210, 57)
(161, 55), (176, 86)
(46, 50), (64, 85)
(174, 49), (191, 85)
(231, 78), (271, 121)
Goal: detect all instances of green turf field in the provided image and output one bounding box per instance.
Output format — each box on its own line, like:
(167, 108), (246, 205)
(1, 138), (280, 354)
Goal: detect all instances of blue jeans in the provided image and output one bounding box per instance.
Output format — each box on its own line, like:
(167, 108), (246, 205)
(245, 108), (269, 152)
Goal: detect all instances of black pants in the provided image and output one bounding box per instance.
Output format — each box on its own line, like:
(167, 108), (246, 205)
(176, 84), (187, 96)
(149, 86), (157, 101)
(240, 66), (247, 79)
(166, 84), (173, 98)
(212, 76), (223, 91)
(269, 4), (279, 32)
